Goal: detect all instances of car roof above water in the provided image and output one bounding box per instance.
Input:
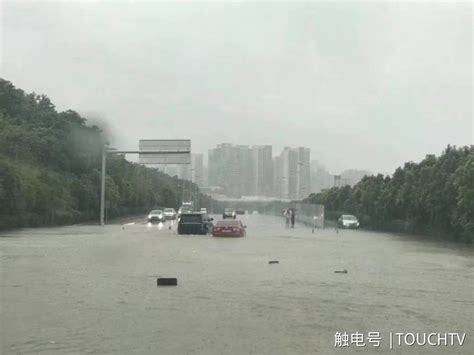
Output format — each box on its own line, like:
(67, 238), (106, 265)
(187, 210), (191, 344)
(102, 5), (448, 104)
(341, 214), (357, 219)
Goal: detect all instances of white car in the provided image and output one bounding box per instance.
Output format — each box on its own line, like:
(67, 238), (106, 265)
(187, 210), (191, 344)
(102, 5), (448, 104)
(148, 210), (165, 223)
(163, 208), (177, 220)
(337, 215), (360, 229)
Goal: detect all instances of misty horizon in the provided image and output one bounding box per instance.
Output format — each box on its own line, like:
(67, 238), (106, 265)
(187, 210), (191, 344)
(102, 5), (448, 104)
(1, 1), (472, 176)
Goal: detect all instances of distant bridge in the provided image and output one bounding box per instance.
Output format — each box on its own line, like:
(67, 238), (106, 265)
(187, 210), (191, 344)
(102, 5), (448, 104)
(207, 195), (325, 228)
(208, 195), (298, 214)
(212, 196), (292, 203)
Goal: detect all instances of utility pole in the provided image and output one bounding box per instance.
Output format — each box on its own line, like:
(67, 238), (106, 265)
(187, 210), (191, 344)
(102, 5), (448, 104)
(182, 180), (185, 203)
(100, 145), (107, 226)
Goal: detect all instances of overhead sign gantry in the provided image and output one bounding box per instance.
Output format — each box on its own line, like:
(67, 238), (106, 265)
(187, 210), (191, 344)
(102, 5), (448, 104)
(100, 139), (191, 226)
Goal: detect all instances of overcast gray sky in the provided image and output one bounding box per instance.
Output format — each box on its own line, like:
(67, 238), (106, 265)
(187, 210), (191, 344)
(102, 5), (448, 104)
(1, 0), (472, 174)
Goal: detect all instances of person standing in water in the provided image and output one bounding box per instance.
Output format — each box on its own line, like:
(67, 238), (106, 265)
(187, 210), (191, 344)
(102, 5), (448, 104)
(283, 209), (290, 228)
(290, 208), (295, 228)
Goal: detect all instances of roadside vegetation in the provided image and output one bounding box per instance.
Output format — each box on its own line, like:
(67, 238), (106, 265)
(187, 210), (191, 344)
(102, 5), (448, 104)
(305, 146), (474, 243)
(0, 79), (213, 229)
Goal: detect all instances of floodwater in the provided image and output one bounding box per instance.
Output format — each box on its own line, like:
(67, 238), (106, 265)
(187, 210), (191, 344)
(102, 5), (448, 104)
(1, 215), (472, 354)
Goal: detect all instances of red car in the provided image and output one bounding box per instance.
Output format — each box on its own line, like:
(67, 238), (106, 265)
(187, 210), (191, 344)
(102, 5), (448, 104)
(212, 220), (247, 237)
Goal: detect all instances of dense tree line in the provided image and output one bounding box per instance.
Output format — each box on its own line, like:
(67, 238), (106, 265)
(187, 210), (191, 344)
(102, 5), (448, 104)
(305, 146), (474, 242)
(0, 79), (213, 229)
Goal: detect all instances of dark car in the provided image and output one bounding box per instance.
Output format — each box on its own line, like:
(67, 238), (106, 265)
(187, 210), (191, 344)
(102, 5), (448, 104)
(235, 208), (245, 215)
(177, 213), (214, 235)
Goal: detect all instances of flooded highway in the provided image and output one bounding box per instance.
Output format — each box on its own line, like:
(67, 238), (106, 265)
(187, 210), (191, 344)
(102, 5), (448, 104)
(1, 214), (473, 354)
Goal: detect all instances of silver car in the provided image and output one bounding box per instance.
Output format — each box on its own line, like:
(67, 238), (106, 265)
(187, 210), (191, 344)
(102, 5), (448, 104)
(147, 210), (165, 223)
(337, 214), (360, 229)
(163, 208), (177, 220)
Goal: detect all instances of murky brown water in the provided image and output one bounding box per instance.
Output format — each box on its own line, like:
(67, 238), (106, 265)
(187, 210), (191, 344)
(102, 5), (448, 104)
(1, 215), (472, 354)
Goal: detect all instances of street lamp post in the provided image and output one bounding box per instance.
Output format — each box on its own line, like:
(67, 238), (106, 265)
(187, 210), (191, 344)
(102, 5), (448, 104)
(100, 146), (107, 226)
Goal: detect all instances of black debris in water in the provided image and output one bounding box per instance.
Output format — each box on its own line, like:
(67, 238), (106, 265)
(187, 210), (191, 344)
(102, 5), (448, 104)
(268, 261), (279, 264)
(334, 270), (348, 274)
(157, 278), (178, 286)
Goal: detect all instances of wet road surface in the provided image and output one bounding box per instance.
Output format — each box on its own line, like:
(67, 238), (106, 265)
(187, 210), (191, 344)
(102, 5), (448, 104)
(1, 214), (473, 354)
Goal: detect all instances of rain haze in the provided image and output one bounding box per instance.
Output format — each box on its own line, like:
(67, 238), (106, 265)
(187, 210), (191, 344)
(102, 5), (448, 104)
(1, 2), (474, 354)
(1, 0), (472, 173)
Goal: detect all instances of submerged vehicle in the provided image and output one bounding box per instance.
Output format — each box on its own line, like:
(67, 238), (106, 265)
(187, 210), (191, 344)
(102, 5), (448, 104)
(177, 213), (214, 235)
(337, 214), (360, 229)
(212, 220), (246, 237)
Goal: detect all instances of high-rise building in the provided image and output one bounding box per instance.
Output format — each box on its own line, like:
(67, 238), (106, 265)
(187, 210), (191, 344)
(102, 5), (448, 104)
(208, 144), (229, 193)
(310, 160), (333, 193)
(208, 143), (250, 197)
(202, 164), (209, 187)
(273, 156), (282, 198)
(295, 147), (310, 199)
(208, 143), (307, 199)
(208, 143), (273, 198)
(274, 147), (310, 200)
(252, 145), (273, 197)
(239, 145), (254, 197)
(191, 154), (204, 186)
(178, 164), (191, 181)
(340, 169), (371, 187)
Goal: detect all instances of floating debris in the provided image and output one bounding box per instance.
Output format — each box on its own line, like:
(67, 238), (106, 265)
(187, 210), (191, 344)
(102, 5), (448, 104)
(157, 278), (178, 286)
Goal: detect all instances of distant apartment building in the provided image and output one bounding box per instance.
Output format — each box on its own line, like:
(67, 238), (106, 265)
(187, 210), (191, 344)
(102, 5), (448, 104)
(273, 155), (282, 198)
(208, 144), (250, 198)
(340, 169), (371, 187)
(310, 160), (333, 193)
(191, 153), (204, 186)
(208, 144), (230, 194)
(252, 145), (273, 197)
(158, 154), (204, 185)
(202, 164), (209, 186)
(208, 143), (273, 198)
(274, 147), (310, 200)
(295, 147), (311, 199)
(309, 163), (370, 192)
(208, 143), (311, 199)
(177, 164), (191, 181)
